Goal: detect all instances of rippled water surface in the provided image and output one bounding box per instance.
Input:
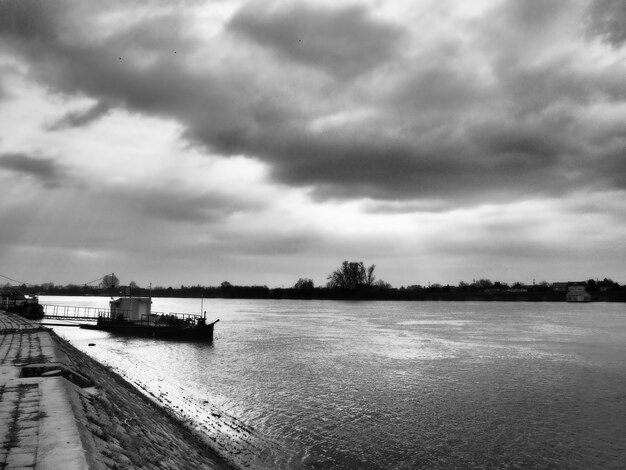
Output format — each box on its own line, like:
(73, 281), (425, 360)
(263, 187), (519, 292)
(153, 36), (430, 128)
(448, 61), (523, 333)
(41, 297), (626, 469)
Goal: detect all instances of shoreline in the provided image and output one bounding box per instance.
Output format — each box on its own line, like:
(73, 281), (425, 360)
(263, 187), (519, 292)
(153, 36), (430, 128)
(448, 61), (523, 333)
(0, 311), (234, 469)
(49, 329), (236, 470)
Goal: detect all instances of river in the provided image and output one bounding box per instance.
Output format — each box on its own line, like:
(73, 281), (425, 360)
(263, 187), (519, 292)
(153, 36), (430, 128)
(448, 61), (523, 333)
(39, 296), (626, 469)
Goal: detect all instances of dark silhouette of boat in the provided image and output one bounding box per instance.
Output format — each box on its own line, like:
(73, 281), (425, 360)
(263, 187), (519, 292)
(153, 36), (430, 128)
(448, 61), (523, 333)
(0, 290), (45, 319)
(79, 297), (218, 342)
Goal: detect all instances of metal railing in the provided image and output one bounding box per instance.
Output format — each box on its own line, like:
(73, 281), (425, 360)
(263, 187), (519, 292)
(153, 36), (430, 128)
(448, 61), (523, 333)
(42, 304), (110, 321)
(41, 305), (205, 324)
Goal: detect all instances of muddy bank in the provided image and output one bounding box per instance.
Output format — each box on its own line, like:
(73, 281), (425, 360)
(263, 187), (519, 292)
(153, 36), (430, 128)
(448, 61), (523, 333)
(49, 330), (235, 470)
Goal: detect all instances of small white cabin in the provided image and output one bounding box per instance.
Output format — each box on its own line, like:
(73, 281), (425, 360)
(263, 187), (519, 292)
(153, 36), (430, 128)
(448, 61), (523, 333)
(109, 297), (152, 321)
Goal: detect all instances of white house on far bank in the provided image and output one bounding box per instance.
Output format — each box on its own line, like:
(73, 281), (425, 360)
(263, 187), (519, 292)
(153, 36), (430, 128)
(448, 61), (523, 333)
(566, 283), (591, 302)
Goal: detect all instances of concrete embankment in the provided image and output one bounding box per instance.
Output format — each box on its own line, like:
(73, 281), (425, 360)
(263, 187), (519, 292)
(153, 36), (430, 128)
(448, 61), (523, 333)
(0, 310), (233, 469)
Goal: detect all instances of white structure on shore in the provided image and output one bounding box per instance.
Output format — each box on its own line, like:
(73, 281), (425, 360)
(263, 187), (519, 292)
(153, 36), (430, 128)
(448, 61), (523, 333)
(566, 284), (591, 302)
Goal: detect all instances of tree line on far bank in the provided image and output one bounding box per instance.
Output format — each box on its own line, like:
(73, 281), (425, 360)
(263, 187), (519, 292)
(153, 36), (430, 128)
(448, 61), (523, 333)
(4, 261), (626, 302)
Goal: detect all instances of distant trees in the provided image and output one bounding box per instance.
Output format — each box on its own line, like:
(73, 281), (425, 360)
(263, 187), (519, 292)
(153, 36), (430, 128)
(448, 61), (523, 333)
(491, 281), (509, 289)
(6, 273), (626, 301)
(294, 278), (314, 290)
(599, 278), (620, 290)
(474, 279), (493, 290)
(100, 273), (120, 290)
(219, 281), (269, 298)
(587, 278), (620, 292)
(327, 261), (376, 290)
(586, 278), (598, 291)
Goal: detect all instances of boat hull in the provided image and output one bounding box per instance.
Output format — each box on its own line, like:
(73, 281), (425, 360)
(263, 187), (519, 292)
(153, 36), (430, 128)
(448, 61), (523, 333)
(80, 320), (216, 342)
(2, 289), (44, 319)
(15, 304), (45, 320)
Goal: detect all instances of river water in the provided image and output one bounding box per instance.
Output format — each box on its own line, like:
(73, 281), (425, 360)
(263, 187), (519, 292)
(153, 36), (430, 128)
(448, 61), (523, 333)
(39, 297), (626, 469)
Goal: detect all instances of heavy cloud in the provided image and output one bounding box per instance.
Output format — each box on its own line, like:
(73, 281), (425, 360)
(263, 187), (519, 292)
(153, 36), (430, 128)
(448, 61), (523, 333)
(229, 2), (404, 78)
(0, 153), (69, 188)
(587, 0), (626, 46)
(0, 0), (625, 209)
(47, 102), (111, 130)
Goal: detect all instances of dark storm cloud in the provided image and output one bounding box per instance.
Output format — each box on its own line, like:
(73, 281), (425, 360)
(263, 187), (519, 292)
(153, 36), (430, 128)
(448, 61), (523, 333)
(229, 2), (405, 78)
(47, 102), (110, 130)
(136, 188), (263, 224)
(211, 229), (322, 256)
(250, 119), (569, 203)
(587, 0), (626, 46)
(0, 1), (244, 147)
(498, 0), (573, 32)
(96, 179), (265, 224)
(0, 153), (68, 188)
(0, 0), (57, 42)
(362, 200), (450, 215)
(0, 67), (8, 101)
(586, 146), (626, 191)
(1, 0), (624, 208)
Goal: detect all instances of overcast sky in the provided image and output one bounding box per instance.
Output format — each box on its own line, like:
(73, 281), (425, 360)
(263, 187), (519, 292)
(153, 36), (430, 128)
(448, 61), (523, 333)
(1, 0), (625, 288)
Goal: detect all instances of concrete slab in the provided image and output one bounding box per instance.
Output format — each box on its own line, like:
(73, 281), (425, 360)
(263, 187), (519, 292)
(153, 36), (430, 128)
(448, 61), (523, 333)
(6, 450), (37, 467)
(36, 377), (89, 470)
(1, 312), (89, 470)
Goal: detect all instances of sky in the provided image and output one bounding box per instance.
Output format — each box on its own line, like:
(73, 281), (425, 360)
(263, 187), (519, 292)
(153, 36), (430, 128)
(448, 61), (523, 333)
(0, 0), (625, 289)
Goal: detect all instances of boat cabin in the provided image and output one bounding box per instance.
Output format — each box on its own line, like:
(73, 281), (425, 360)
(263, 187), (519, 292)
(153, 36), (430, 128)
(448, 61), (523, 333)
(109, 297), (152, 321)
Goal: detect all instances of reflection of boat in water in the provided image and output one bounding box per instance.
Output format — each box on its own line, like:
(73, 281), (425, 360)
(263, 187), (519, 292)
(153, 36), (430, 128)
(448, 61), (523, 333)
(79, 297), (218, 342)
(0, 289), (45, 319)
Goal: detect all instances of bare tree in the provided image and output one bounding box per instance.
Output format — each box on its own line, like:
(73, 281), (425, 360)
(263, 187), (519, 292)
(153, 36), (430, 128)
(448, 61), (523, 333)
(327, 261), (376, 290)
(294, 278), (314, 290)
(101, 273), (120, 290)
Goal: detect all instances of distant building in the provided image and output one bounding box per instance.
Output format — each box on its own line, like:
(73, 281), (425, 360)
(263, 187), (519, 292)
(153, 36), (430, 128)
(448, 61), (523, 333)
(508, 283), (527, 293)
(552, 282), (569, 292)
(566, 283), (591, 302)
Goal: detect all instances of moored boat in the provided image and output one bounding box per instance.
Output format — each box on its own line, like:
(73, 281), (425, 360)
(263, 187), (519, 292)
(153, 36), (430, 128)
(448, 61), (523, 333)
(0, 289), (45, 319)
(79, 296), (218, 342)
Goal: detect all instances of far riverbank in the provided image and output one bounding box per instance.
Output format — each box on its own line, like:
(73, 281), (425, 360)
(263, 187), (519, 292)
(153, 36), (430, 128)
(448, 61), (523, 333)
(30, 286), (626, 302)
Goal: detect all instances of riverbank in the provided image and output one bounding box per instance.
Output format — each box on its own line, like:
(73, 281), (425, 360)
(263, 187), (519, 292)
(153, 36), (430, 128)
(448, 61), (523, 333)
(0, 310), (233, 469)
(26, 287), (626, 302)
